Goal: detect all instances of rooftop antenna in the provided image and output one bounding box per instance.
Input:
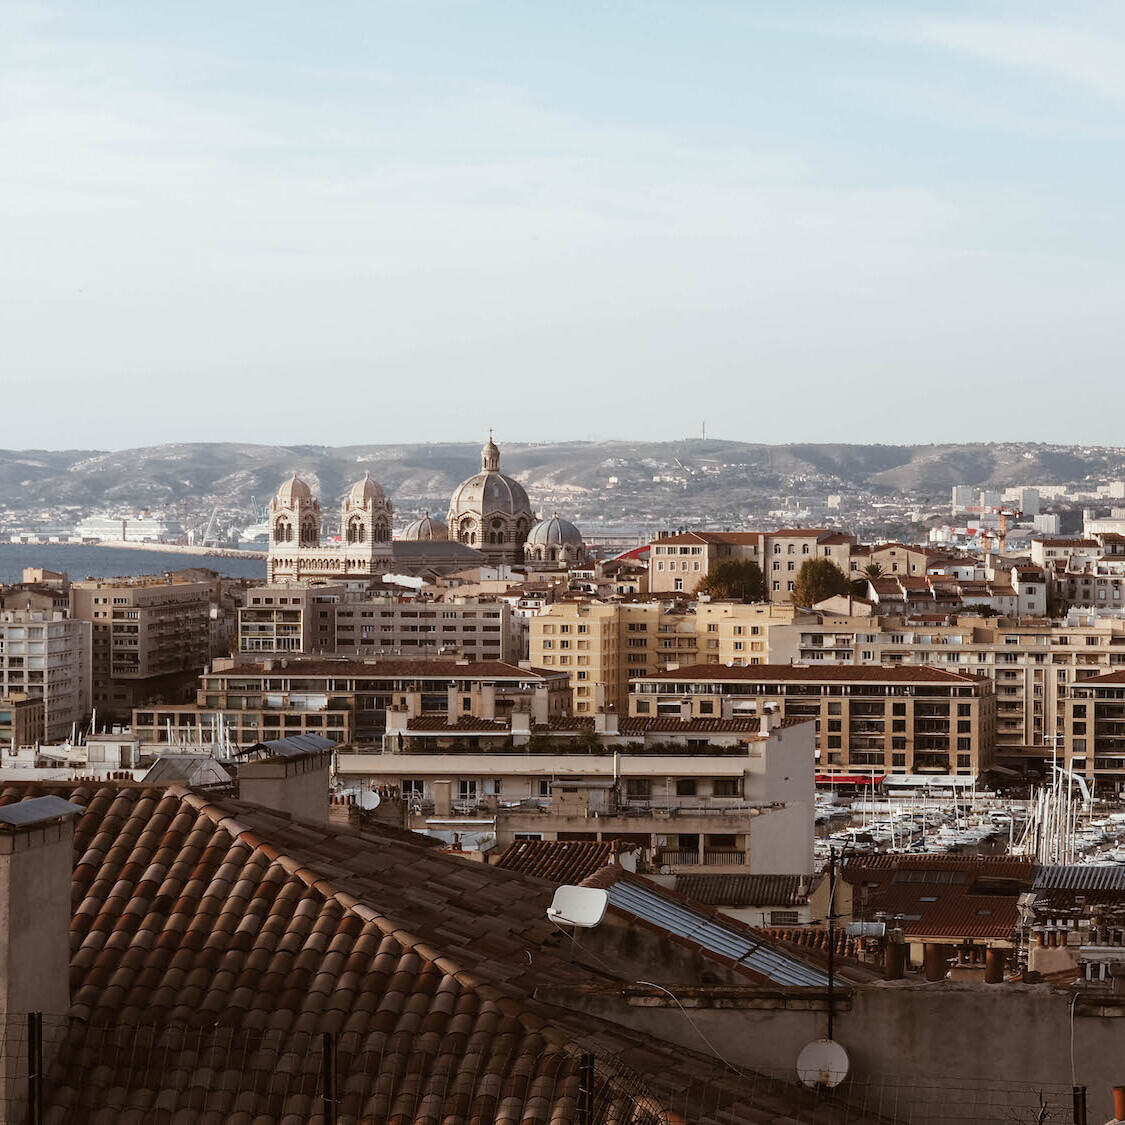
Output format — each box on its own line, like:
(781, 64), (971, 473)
(546, 885), (608, 928)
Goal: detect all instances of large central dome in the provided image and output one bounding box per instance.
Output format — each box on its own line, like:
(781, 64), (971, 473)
(447, 436), (533, 563)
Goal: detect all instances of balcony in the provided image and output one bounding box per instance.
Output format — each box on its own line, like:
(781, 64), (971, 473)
(654, 849), (747, 867)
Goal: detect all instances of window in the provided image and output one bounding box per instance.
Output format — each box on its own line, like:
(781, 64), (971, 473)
(626, 779), (651, 798)
(403, 779), (424, 798)
(538, 779), (551, 797)
(713, 778), (740, 797)
(676, 779), (697, 797)
(458, 780), (478, 800)
(770, 910), (800, 925)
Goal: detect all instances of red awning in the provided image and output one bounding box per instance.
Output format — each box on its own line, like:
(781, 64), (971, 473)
(815, 774), (885, 786)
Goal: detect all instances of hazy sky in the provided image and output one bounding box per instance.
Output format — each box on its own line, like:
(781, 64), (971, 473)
(4, 2), (1125, 450)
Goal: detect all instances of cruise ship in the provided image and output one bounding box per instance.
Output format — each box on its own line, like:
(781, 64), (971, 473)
(73, 512), (180, 543)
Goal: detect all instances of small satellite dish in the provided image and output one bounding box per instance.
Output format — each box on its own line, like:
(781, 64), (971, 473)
(358, 789), (380, 811)
(547, 885), (608, 928)
(796, 1039), (850, 1089)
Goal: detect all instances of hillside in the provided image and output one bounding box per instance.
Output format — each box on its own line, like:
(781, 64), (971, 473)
(4, 441), (1124, 538)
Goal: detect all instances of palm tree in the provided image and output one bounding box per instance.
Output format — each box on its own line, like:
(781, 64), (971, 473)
(862, 562), (885, 581)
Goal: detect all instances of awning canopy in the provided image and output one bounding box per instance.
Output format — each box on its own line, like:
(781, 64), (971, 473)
(815, 774), (885, 787)
(881, 774), (977, 788)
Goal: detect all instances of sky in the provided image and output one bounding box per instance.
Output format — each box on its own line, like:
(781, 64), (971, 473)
(3, 1), (1125, 450)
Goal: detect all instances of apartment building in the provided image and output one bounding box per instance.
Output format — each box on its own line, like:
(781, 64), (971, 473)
(70, 575), (219, 719)
(239, 582), (523, 662)
(193, 656), (570, 745)
(648, 529), (855, 599)
(629, 664), (996, 779)
(0, 610), (91, 741)
(341, 711), (815, 874)
(769, 612), (1125, 768)
(528, 600), (696, 714)
(1065, 671), (1125, 792)
(0, 694), (45, 750)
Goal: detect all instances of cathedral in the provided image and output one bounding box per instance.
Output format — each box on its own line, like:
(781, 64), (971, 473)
(267, 436), (586, 582)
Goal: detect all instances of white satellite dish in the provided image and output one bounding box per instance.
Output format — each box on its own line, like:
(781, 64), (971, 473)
(358, 789), (381, 811)
(547, 885), (608, 928)
(796, 1039), (850, 1089)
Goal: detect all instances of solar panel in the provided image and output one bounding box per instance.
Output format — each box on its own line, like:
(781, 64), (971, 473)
(606, 879), (829, 987)
(0, 796), (84, 828)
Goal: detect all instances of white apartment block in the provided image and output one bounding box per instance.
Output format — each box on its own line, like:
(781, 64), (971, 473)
(0, 611), (91, 742)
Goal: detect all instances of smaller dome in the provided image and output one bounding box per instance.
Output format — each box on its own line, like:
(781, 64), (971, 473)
(277, 471), (312, 505)
(402, 512), (448, 541)
(527, 512), (584, 548)
(348, 470), (385, 505)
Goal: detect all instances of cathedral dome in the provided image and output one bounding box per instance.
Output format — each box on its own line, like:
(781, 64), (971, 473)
(447, 436), (534, 562)
(347, 470), (385, 505)
(401, 512), (448, 541)
(526, 513), (584, 549)
(276, 471), (312, 506)
(449, 471), (532, 518)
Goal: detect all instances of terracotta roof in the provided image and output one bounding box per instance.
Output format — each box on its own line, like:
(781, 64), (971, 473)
(675, 874), (817, 908)
(817, 533), (854, 545)
(405, 716), (510, 733)
(4, 781), (867, 1123)
(1075, 670), (1125, 685)
(222, 658), (564, 680)
(1036, 539), (1099, 548)
(635, 663), (982, 684)
(493, 840), (614, 884)
(843, 855), (1033, 941)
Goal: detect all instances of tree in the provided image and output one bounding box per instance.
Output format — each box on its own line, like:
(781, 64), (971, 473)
(862, 562), (884, 580)
(695, 558), (766, 602)
(791, 558), (851, 606)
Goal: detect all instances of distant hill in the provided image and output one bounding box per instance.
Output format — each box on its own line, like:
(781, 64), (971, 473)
(3, 440), (1123, 537)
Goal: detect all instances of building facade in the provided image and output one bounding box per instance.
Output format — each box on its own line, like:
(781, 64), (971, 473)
(629, 663), (996, 779)
(0, 610), (91, 741)
(70, 575), (218, 719)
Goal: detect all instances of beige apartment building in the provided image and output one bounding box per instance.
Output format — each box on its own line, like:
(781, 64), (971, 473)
(338, 712), (816, 874)
(187, 656), (571, 746)
(766, 611), (1125, 769)
(529, 599), (810, 715)
(70, 575), (219, 719)
(0, 693), (45, 750)
(0, 610), (91, 741)
(239, 582), (523, 663)
(529, 600), (697, 715)
(629, 664), (996, 779)
(648, 529), (854, 599)
(1065, 670), (1125, 792)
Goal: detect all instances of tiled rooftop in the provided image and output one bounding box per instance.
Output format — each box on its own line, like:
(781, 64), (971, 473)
(675, 873), (817, 909)
(493, 840), (614, 884)
(0, 781), (867, 1124)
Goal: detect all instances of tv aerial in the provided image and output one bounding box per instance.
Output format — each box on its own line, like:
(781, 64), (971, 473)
(796, 1039), (850, 1089)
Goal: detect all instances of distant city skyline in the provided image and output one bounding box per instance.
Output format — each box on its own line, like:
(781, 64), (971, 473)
(5, 1), (1125, 448)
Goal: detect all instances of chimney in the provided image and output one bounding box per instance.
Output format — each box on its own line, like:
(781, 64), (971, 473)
(595, 710), (619, 734)
(0, 797), (77, 1016)
(679, 698), (692, 722)
(239, 747), (331, 825)
(0, 796), (81, 1119)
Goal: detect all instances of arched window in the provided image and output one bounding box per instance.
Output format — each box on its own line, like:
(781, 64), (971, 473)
(275, 519), (292, 543)
(802, 544), (810, 555)
(300, 518), (317, 546)
(347, 517), (366, 544)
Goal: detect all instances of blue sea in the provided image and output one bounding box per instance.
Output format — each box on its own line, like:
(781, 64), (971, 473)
(0, 544), (267, 585)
